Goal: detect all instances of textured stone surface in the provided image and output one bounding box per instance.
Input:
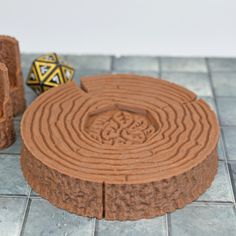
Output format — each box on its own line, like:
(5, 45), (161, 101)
(22, 199), (95, 236)
(0, 155), (29, 195)
(222, 127), (236, 161)
(96, 216), (166, 236)
(197, 162), (234, 202)
(211, 72), (236, 97)
(217, 98), (236, 126)
(228, 163), (236, 198)
(64, 55), (112, 71)
(161, 72), (212, 97)
(113, 56), (159, 72)
(171, 203), (236, 236)
(0, 35), (25, 115)
(0, 63), (15, 149)
(161, 57), (207, 72)
(20, 74), (219, 220)
(0, 197), (27, 236)
(208, 58), (236, 72)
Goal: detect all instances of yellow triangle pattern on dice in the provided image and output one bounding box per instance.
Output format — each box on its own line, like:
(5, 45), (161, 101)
(27, 65), (39, 85)
(26, 53), (75, 95)
(37, 53), (57, 63)
(62, 66), (74, 82)
(34, 61), (57, 81)
(44, 68), (64, 87)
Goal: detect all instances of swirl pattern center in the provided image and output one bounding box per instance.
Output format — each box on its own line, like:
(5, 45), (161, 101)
(86, 109), (157, 145)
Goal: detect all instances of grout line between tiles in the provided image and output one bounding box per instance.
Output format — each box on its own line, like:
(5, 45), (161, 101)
(110, 55), (115, 71)
(91, 218), (97, 236)
(219, 124), (236, 128)
(157, 57), (161, 77)
(159, 58), (163, 78)
(220, 131), (236, 202)
(0, 194), (29, 198)
(94, 219), (99, 236)
(195, 200), (234, 204)
(228, 164), (236, 203)
(206, 58), (236, 204)
(161, 71), (208, 75)
(166, 213), (172, 236)
(18, 188), (31, 236)
(215, 96), (236, 99)
(191, 201), (235, 206)
(0, 152), (20, 157)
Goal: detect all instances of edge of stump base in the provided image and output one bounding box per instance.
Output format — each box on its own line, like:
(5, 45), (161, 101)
(21, 145), (218, 220)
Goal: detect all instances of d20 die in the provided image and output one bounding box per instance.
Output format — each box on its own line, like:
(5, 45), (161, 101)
(27, 53), (74, 95)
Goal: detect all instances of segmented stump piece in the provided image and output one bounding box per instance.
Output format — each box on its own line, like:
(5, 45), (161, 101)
(21, 74), (219, 220)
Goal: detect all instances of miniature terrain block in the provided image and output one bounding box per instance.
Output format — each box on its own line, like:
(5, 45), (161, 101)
(0, 63), (15, 149)
(20, 74), (220, 220)
(0, 35), (25, 115)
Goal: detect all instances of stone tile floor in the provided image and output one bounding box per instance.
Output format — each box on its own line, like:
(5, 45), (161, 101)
(0, 55), (236, 236)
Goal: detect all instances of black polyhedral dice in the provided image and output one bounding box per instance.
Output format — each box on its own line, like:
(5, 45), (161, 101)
(27, 53), (74, 95)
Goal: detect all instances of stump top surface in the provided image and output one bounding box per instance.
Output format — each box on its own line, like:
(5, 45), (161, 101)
(21, 74), (219, 184)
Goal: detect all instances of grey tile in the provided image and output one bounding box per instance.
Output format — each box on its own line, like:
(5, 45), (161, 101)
(30, 189), (40, 197)
(0, 197), (27, 236)
(25, 91), (37, 107)
(78, 70), (111, 79)
(171, 203), (236, 236)
(197, 162), (234, 202)
(0, 120), (21, 155)
(0, 155), (29, 195)
(64, 55), (112, 71)
(21, 53), (41, 68)
(22, 67), (36, 95)
(217, 136), (225, 161)
(96, 216), (166, 236)
(200, 97), (217, 112)
(161, 72), (212, 96)
(23, 199), (95, 236)
(216, 98), (236, 126)
(222, 126), (236, 161)
(208, 58), (236, 72)
(161, 57), (207, 72)
(112, 70), (160, 78)
(14, 114), (23, 122)
(113, 56), (159, 72)
(211, 72), (236, 97)
(22, 66), (30, 81)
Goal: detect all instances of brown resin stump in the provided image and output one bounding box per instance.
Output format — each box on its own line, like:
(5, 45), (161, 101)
(0, 63), (15, 149)
(20, 74), (219, 220)
(0, 35), (25, 116)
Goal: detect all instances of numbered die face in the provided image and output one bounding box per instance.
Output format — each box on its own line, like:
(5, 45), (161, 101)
(26, 53), (75, 94)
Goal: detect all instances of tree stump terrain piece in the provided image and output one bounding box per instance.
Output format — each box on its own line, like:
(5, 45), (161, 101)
(0, 63), (15, 149)
(0, 35), (25, 115)
(20, 74), (220, 220)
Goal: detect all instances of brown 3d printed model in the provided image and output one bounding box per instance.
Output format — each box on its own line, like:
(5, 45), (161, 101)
(0, 35), (25, 116)
(20, 74), (220, 220)
(0, 63), (15, 149)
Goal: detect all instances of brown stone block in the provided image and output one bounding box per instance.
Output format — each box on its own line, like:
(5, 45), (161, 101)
(0, 35), (25, 116)
(0, 63), (15, 149)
